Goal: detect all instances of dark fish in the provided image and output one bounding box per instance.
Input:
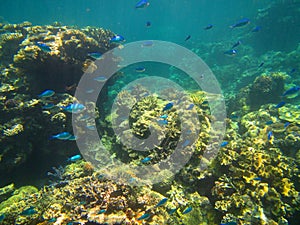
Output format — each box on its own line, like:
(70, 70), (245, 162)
(137, 213), (151, 220)
(0, 214), (5, 222)
(275, 101), (285, 108)
(258, 62), (264, 68)
(220, 141), (229, 147)
(290, 68), (296, 74)
(88, 52), (102, 60)
(230, 18), (250, 28)
(185, 35), (191, 41)
(141, 157), (151, 163)
(168, 208), (177, 215)
(252, 26), (262, 32)
(186, 103), (195, 110)
(110, 35), (125, 43)
(48, 218), (57, 222)
(267, 131), (273, 140)
(265, 120), (273, 125)
(284, 122), (290, 128)
(135, 67), (146, 73)
(204, 24), (213, 30)
(221, 222), (237, 225)
(252, 177), (261, 181)
(68, 154), (81, 162)
(182, 206), (192, 214)
(231, 40), (241, 49)
(282, 86), (300, 96)
(38, 90), (55, 98)
(35, 42), (51, 52)
(65, 83), (77, 91)
(224, 49), (237, 56)
(146, 21), (151, 27)
(135, 0), (150, 8)
(155, 197), (168, 207)
(21, 206), (36, 216)
(162, 102), (174, 111)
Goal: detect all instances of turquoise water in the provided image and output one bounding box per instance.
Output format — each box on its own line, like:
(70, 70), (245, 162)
(1, 0), (300, 224)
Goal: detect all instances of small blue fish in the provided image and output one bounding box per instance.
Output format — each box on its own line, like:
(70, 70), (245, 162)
(98, 209), (106, 214)
(68, 135), (77, 141)
(135, 67), (146, 73)
(146, 21), (151, 27)
(224, 49), (237, 56)
(88, 52), (102, 60)
(141, 40), (154, 47)
(252, 25), (262, 32)
(282, 86), (300, 96)
(230, 18), (250, 28)
(110, 35), (125, 43)
(160, 114), (168, 119)
(252, 177), (261, 181)
(85, 89), (95, 94)
(185, 35), (191, 41)
(284, 122), (290, 128)
(135, 0), (150, 9)
(220, 141), (229, 147)
(94, 76), (107, 82)
(141, 157), (151, 163)
(38, 90), (55, 98)
(275, 101), (285, 108)
(162, 102), (174, 111)
(86, 125), (96, 130)
(231, 40), (241, 49)
(35, 42), (51, 52)
(290, 68), (296, 74)
(50, 132), (72, 140)
(137, 213), (151, 220)
(61, 103), (85, 113)
(182, 140), (190, 148)
(79, 114), (91, 121)
(155, 198), (168, 207)
(267, 131), (273, 140)
(21, 206), (36, 216)
(265, 120), (273, 125)
(42, 103), (55, 109)
(187, 103), (195, 110)
(168, 208), (177, 215)
(204, 24), (213, 30)
(182, 206), (192, 214)
(220, 222), (237, 225)
(157, 119), (168, 125)
(0, 214), (5, 222)
(68, 154), (81, 162)
(48, 218), (57, 222)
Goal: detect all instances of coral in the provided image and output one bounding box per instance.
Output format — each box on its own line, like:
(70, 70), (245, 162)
(3, 123), (24, 136)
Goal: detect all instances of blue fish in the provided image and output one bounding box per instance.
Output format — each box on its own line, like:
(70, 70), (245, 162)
(42, 103), (55, 109)
(38, 90), (55, 98)
(275, 101), (285, 108)
(68, 135), (77, 141)
(135, 0), (150, 9)
(146, 21), (151, 27)
(48, 218), (57, 222)
(284, 122), (290, 128)
(135, 67), (146, 73)
(187, 103), (195, 110)
(224, 49), (237, 56)
(162, 102), (174, 111)
(252, 25), (262, 32)
(182, 140), (190, 148)
(282, 86), (300, 96)
(35, 42), (51, 52)
(50, 132), (72, 140)
(157, 119), (168, 125)
(160, 114), (168, 119)
(168, 208), (177, 215)
(94, 76), (107, 82)
(88, 52), (102, 60)
(86, 125), (96, 130)
(21, 206), (36, 216)
(68, 154), (81, 162)
(220, 141), (229, 147)
(267, 131), (273, 140)
(231, 40), (241, 49)
(230, 18), (250, 28)
(265, 120), (273, 125)
(137, 213), (151, 220)
(220, 222), (237, 225)
(290, 68), (296, 74)
(98, 209), (106, 214)
(204, 24), (213, 30)
(61, 103), (85, 113)
(252, 177), (261, 181)
(155, 198), (168, 207)
(141, 156), (151, 163)
(182, 206), (192, 214)
(0, 214), (5, 222)
(85, 89), (95, 94)
(141, 40), (154, 47)
(258, 62), (264, 68)
(110, 35), (125, 43)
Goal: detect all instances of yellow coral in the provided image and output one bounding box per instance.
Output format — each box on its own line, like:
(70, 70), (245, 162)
(3, 124), (24, 136)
